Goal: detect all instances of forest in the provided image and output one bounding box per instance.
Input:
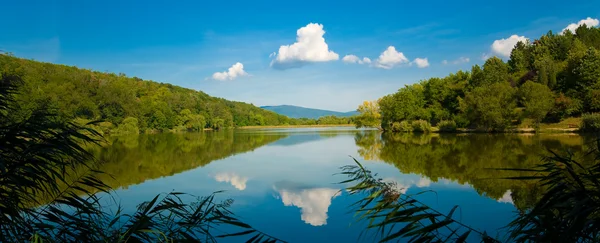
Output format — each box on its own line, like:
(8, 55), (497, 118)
(356, 25), (600, 132)
(0, 54), (351, 135)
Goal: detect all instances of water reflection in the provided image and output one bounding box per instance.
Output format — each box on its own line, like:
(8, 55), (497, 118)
(354, 131), (591, 210)
(73, 128), (593, 242)
(274, 182), (339, 226)
(214, 172), (248, 190)
(90, 131), (287, 190)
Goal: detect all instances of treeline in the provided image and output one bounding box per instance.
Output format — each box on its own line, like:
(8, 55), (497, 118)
(366, 25), (600, 131)
(0, 54), (347, 134)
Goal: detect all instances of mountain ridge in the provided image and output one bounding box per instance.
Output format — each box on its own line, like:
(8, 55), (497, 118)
(260, 105), (358, 119)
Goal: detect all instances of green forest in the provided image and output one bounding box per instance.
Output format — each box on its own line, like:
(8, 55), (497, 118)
(0, 54), (352, 135)
(356, 25), (600, 132)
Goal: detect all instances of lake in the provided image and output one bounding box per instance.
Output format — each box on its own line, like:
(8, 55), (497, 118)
(89, 127), (592, 242)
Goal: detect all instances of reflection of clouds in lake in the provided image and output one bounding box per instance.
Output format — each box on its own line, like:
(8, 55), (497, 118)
(383, 176), (432, 194)
(498, 190), (513, 204)
(214, 172), (248, 190)
(274, 183), (339, 226)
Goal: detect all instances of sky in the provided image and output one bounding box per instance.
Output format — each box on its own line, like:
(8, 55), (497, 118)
(1, 0), (599, 112)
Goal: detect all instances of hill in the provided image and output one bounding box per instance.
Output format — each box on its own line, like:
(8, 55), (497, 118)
(0, 54), (310, 132)
(260, 105), (358, 119)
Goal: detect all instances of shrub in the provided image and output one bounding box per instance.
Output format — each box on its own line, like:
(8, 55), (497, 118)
(581, 113), (600, 132)
(391, 121), (412, 132)
(437, 120), (457, 132)
(111, 117), (140, 135)
(411, 120), (431, 133)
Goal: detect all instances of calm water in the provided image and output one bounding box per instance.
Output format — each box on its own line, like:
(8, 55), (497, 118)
(91, 128), (591, 242)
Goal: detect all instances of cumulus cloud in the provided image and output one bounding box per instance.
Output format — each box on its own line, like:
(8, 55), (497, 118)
(412, 58), (430, 68)
(562, 17), (600, 34)
(214, 172), (248, 190)
(275, 183), (339, 226)
(211, 62), (248, 81)
(342, 54), (371, 64)
(442, 57), (470, 65)
(374, 46), (409, 69)
(491, 35), (528, 57)
(270, 23), (339, 69)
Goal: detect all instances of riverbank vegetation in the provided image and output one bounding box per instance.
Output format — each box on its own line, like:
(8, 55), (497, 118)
(356, 25), (600, 133)
(0, 53), (352, 136)
(0, 72), (285, 242)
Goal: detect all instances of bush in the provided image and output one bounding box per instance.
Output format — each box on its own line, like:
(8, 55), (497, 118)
(437, 120), (457, 132)
(411, 120), (431, 133)
(391, 121), (412, 132)
(581, 113), (600, 132)
(111, 117), (140, 135)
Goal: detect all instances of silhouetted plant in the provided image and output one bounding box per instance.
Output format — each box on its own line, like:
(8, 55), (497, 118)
(339, 157), (499, 242)
(0, 74), (284, 242)
(341, 137), (600, 242)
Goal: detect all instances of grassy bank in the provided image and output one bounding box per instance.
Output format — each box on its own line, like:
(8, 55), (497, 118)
(237, 124), (355, 129)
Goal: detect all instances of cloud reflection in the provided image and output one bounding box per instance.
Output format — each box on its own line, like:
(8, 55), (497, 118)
(214, 172), (248, 190)
(497, 190), (513, 204)
(274, 182), (339, 226)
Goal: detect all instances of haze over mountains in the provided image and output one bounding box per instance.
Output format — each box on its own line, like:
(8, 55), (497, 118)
(260, 105), (358, 119)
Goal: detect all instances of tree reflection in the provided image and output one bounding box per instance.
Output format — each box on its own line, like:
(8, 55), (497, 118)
(354, 131), (591, 210)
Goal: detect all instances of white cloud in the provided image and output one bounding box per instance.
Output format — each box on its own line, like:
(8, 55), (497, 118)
(342, 54), (359, 63)
(211, 62), (248, 81)
(562, 17), (599, 34)
(214, 172), (248, 190)
(374, 46), (409, 69)
(271, 23), (339, 69)
(491, 35), (528, 57)
(498, 190), (514, 204)
(443, 57), (470, 65)
(276, 186), (339, 226)
(412, 58), (430, 68)
(342, 54), (371, 64)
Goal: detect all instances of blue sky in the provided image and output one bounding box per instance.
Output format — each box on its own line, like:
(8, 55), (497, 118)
(1, 0), (599, 111)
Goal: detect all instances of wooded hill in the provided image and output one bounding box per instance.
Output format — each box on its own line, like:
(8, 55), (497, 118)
(0, 54), (323, 133)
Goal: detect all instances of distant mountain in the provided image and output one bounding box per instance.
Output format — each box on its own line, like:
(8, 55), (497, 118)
(260, 105), (358, 119)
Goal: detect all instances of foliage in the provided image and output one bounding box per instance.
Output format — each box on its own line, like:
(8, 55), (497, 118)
(355, 100), (381, 128)
(0, 74), (283, 242)
(0, 54), (304, 132)
(112, 117), (140, 135)
(411, 120), (431, 133)
(342, 137), (600, 242)
(391, 121), (412, 133)
(519, 81), (555, 127)
(340, 158), (499, 243)
(437, 120), (457, 132)
(581, 113), (600, 132)
(460, 82), (517, 130)
(498, 145), (600, 242)
(366, 25), (600, 132)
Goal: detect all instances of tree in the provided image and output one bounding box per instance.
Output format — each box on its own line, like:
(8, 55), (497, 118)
(112, 117), (140, 135)
(187, 114), (206, 131)
(519, 81), (555, 127)
(508, 40), (531, 73)
(483, 57), (510, 85)
(460, 82), (517, 130)
(355, 100), (381, 128)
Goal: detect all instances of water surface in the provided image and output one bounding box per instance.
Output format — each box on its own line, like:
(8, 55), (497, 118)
(92, 128), (591, 242)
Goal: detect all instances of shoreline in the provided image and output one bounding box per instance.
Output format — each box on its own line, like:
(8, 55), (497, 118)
(237, 124), (355, 129)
